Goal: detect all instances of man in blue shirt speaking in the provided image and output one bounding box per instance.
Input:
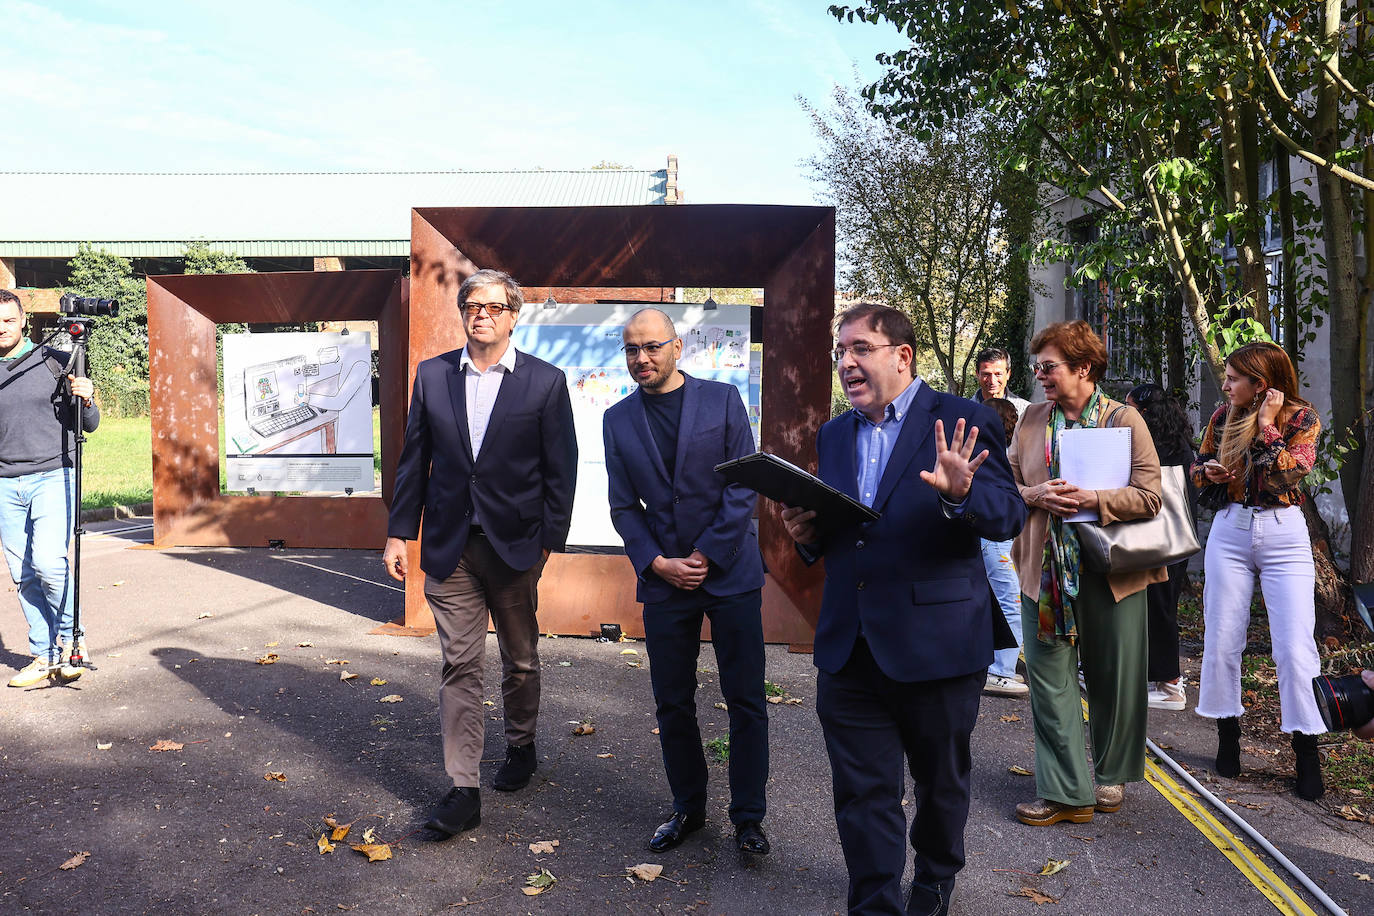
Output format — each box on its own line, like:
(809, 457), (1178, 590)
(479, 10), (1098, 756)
(782, 304), (1024, 916)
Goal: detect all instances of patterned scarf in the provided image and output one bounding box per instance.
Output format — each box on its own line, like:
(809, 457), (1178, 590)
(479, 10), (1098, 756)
(1036, 387), (1104, 645)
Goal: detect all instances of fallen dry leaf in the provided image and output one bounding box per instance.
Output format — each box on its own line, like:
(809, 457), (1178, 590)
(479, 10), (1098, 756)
(1352, 871), (1370, 881)
(1040, 858), (1070, 876)
(597, 753), (614, 759)
(351, 843), (392, 862)
(528, 840), (559, 854)
(1008, 765), (1033, 776)
(324, 816), (353, 841)
(256, 653), (279, 665)
(1012, 886), (1058, 905)
(572, 722), (595, 736)
(767, 696), (783, 705)
(1336, 804), (1369, 822)
(318, 834), (335, 854)
(370, 678), (388, 686)
(1000, 714), (1022, 723)
(627, 863), (663, 882)
(784, 697), (803, 705)
(522, 867), (556, 895)
(619, 648), (638, 656)
(149, 739), (184, 752)
(651, 727), (660, 735)
(111, 580), (124, 587)
(265, 641), (280, 647)
(264, 772), (286, 782)
(340, 671), (359, 681)
(362, 827), (377, 844)
(96, 741), (112, 751)
(59, 851), (90, 870)
(378, 694), (403, 703)
(713, 702), (728, 711)
(297, 641), (313, 647)
(196, 613), (213, 619)
(325, 658), (350, 666)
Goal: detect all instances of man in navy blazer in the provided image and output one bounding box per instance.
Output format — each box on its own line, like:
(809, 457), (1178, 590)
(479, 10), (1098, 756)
(782, 304), (1025, 916)
(603, 308), (770, 857)
(384, 269), (577, 838)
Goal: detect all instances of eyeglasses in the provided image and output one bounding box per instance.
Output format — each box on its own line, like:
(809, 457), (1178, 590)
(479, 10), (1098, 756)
(1031, 360), (1064, 375)
(622, 338), (677, 359)
(831, 343), (899, 363)
(463, 301), (514, 317)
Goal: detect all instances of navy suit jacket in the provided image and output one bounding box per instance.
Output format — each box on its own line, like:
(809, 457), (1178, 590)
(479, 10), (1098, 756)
(805, 381), (1026, 682)
(603, 373), (765, 604)
(387, 347), (578, 579)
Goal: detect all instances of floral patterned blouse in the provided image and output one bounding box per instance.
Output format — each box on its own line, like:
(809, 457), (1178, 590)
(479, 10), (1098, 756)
(1189, 404), (1319, 508)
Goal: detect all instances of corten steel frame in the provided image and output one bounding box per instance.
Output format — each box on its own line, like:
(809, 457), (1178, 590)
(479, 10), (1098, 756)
(409, 205), (834, 646)
(148, 270), (408, 550)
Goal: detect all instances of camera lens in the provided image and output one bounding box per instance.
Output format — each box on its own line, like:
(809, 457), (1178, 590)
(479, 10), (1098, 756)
(1312, 673), (1374, 731)
(58, 294), (119, 317)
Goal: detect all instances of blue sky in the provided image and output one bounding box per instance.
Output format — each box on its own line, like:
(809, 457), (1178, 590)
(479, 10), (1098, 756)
(6, 0), (897, 204)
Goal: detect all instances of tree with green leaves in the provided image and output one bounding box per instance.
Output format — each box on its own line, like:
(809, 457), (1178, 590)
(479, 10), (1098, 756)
(802, 86), (1027, 396)
(833, 0), (1374, 611)
(65, 244), (149, 416)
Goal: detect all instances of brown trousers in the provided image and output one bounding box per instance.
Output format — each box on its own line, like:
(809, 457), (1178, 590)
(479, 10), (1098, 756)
(423, 534), (546, 788)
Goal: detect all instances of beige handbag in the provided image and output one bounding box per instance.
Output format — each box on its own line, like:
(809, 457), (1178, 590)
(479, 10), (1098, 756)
(1075, 408), (1201, 574)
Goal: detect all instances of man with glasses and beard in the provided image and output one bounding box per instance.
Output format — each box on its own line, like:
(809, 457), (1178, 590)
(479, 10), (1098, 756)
(602, 308), (770, 857)
(384, 269), (577, 838)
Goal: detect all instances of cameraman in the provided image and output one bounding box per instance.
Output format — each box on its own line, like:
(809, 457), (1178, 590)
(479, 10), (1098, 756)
(1358, 672), (1374, 740)
(0, 290), (99, 687)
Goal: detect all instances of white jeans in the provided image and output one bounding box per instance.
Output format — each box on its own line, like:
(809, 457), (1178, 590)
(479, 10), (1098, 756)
(1196, 504), (1325, 734)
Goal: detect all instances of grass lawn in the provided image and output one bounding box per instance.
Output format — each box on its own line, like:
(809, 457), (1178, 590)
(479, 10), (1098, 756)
(79, 409), (383, 510)
(81, 416), (153, 510)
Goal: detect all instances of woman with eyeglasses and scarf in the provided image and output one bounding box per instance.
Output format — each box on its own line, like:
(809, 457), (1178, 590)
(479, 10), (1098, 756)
(1191, 341), (1325, 800)
(1008, 320), (1165, 827)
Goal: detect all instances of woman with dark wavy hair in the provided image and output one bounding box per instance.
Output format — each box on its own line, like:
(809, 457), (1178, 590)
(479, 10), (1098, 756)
(1191, 341), (1325, 800)
(1126, 383), (1196, 712)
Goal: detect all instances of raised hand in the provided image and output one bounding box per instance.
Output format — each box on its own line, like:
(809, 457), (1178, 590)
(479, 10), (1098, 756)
(1258, 388), (1284, 427)
(919, 418), (989, 501)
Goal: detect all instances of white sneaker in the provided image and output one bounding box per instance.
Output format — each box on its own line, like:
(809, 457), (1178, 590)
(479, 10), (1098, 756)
(985, 674), (1030, 697)
(1148, 680), (1186, 711)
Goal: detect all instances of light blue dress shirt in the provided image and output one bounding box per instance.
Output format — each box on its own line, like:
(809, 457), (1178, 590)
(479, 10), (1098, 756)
(854, 378), (923, 508)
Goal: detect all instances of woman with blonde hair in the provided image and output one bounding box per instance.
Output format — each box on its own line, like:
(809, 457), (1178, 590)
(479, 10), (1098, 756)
(1192, 340), (1325, 800)
(1009, 320), (1164, 826)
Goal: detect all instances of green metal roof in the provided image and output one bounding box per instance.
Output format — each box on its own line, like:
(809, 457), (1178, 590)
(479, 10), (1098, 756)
(0, 169), (670, 258)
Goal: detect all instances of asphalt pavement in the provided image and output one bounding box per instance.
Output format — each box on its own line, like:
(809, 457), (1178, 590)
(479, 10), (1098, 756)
(1, 516), (1370, 915)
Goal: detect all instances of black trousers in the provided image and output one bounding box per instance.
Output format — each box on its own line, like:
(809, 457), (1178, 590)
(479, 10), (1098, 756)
(818, 638), (983, 915)
(1146, 558), (1188, 682)
(643, 587), (768, 825)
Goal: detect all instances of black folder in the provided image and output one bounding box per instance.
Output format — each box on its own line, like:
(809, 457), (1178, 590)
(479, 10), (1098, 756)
(714, 452), (880, 529)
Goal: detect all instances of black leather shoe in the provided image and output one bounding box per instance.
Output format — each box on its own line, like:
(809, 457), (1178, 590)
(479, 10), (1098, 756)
(735, 820), (770, 855)
(424, 786), (481, 837)
(494, 742), (537, 791)
(906, 877), (955, 916)
(647, 810), (706, 853)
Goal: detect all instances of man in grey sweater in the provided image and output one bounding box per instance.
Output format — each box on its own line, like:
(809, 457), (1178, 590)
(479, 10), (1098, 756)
(0, 290), (100, 687)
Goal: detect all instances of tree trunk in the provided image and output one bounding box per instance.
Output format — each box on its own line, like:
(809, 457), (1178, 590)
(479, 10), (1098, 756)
(1301, 498), (1356, 643)
(1277, 152), (1301, 375)
(1217, 91), (1270, 315)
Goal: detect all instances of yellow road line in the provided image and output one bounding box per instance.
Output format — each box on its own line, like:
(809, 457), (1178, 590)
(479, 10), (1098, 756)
(1078, 697), (1317, 914)
(1143, 755), (1317, 915)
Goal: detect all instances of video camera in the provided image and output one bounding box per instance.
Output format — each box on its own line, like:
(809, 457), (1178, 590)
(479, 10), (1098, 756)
(59, 294), (119, 318)
(1313, 673), (1374, 732)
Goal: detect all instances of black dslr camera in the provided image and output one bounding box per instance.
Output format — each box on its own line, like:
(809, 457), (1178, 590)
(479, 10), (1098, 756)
(1313, 673), (1374, 732)
(59, 294), (118, 318)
